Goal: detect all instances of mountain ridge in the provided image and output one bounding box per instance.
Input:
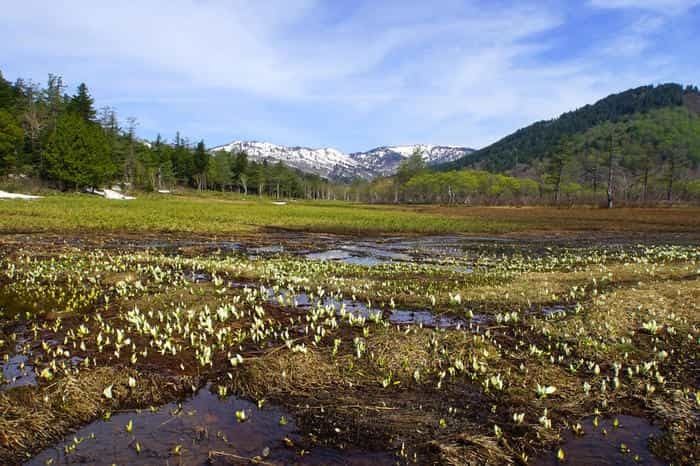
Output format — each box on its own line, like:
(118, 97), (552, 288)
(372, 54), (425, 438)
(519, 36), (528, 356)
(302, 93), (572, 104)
(438, 82), (700, 173)
(210, 141), (475, 180)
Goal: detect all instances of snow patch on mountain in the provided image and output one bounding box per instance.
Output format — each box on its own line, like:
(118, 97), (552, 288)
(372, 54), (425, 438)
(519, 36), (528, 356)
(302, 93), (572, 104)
(210, 141), (474, 180)
(347, 144), (474, 178)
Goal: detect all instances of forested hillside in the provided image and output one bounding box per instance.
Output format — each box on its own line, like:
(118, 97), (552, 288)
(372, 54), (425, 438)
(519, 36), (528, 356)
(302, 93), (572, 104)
(441, 83), (699, 172)
(427, 83), (700, 205)
(0, 70), (337, 198)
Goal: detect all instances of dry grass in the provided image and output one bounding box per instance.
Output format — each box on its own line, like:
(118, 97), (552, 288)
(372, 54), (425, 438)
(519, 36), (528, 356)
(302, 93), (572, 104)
(0, 367), (199, 464)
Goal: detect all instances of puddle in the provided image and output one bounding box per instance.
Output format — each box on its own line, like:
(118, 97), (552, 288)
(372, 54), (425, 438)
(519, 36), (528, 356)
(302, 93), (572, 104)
(304, 245), (410, 267)
(541, 305), (573, 319)
(185, 271), (212, 283)
(265, 288), (381, 320)
(27, 385), (396, 466)
(536, 415), (664, 466)
(264, 286), (495, 331)
(341, 256), (387, 266)
(0, 352), (35, 391)
(249, 245), (285, 254)
(388, 310), (465, 328)
(1, 330), (87, 392)
(387, 310), (493, 329)
(339, 245), (412, 262)
(1, 331), (37, 391)
(105, 239), (241, 253)
(469, 313), (494, 326)
(298, 237), (502, 268)
(305, 250), (354, 261)
(451, 265), (475, 274)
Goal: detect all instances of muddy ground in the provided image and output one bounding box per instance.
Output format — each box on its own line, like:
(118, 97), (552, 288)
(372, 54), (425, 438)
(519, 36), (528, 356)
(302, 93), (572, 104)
(0, 231), (698, 465)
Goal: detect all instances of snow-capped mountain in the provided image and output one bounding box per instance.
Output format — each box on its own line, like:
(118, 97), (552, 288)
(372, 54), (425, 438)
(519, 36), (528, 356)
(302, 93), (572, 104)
(210, 141), (475, 180)
(211, 141), (359, 178)
(346, 145), (474, 178)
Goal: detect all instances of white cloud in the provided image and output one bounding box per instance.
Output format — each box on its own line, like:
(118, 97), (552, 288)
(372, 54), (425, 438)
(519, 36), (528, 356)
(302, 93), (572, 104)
(1, 1), (694, 150)
(589, 0), (700, 13)
(599, 15), (665, 58)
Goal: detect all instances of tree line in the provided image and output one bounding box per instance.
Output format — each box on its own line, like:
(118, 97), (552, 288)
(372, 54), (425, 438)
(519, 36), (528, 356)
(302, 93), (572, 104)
(0, 70), (338, 198)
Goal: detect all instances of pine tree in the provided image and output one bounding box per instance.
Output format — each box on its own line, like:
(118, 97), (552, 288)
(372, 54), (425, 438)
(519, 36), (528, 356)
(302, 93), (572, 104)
(44, 113), (115, 189)
(193, 140), (209, 190)
(69, 83), (96, 123)
(0, 71), (15, 110)
(0, 110), (23, 174)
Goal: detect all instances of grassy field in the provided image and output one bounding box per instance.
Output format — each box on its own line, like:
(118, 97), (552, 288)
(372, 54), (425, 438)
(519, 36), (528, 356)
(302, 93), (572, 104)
(1, 193), (700, 237)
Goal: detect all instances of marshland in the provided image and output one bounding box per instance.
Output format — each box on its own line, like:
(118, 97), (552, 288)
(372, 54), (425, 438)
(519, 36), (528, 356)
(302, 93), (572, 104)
(0, 197), (698, 465)
(4, 0), (700, 463)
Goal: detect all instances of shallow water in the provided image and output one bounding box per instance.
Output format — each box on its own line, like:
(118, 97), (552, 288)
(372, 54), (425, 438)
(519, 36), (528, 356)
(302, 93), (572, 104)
(388, 310), (465, 328)
(0, 330), (37, 391)
(305, 249), (354, 261)
(536, 415), (664, 466)
(541, 305), (570, 318)
(266, 286), (494, 331)
(0, 352), (35, 390)
(185, 271), (212, 283)
(27, 385), (396, 466)
(108, 239), (242, 252)
(299, 236), (492, 267)
(266, 288), (383, 320)
(341, 256), (387, 266)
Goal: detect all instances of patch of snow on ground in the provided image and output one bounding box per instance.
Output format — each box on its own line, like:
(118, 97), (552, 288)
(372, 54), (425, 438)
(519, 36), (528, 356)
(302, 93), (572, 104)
(103, 189), (135, 200)
(0, 190), (42, 199)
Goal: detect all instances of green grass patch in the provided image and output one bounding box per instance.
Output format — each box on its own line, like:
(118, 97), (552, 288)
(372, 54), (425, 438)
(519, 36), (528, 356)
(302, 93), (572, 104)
(0, 194), (509, 235)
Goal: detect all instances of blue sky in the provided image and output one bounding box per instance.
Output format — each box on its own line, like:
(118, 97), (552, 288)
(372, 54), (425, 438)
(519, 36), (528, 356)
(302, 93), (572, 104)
(1, 0), (699, 152)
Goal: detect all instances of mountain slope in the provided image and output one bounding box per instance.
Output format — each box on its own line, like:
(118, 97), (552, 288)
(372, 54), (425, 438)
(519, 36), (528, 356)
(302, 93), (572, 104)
(209, 141), (359, 178)
(346, 145), (474, 178)
(210, 141), (474, 180)
(439, 83), (699, 172)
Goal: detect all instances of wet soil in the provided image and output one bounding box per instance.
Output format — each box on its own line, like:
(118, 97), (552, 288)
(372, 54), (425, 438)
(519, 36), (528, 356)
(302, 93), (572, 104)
(535, 415), (664, 466)
(27, 385), (396, 466)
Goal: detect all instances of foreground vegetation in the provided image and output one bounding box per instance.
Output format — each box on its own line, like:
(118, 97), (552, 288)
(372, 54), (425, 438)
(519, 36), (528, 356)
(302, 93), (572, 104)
(0, 232), (698, 464)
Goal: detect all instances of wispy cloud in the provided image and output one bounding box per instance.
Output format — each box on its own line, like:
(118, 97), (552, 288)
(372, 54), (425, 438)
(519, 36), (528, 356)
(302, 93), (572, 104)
(1, 1), (697, 151)
(588, 0), (700, 14)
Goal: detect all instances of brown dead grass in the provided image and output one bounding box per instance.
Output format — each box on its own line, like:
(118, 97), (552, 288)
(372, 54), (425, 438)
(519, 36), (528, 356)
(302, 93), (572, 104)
(0, 367), (199, 465)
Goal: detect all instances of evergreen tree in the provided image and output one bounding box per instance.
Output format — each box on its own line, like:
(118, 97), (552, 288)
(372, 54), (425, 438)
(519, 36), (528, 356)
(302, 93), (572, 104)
(0, 110), (23, 173)
(193, 140), (209, 190)
(44, 74), (67, 132)
(0, 71), (15, 110)
(544, 139), (574, 204)
(69, 83), (96, 122)
(44, 113), (115, 189)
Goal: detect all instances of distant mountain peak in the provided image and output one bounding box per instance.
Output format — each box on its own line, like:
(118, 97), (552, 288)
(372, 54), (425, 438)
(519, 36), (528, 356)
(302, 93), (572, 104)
(210, 141), (475, 180)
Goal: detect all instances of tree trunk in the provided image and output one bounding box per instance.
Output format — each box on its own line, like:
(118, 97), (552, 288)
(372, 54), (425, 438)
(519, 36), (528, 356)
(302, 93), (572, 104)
(592, 156), (598, 193)
(666, 154), (675, 202)
(607, 136), (614, 209)
(554, 159), (563, 205)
